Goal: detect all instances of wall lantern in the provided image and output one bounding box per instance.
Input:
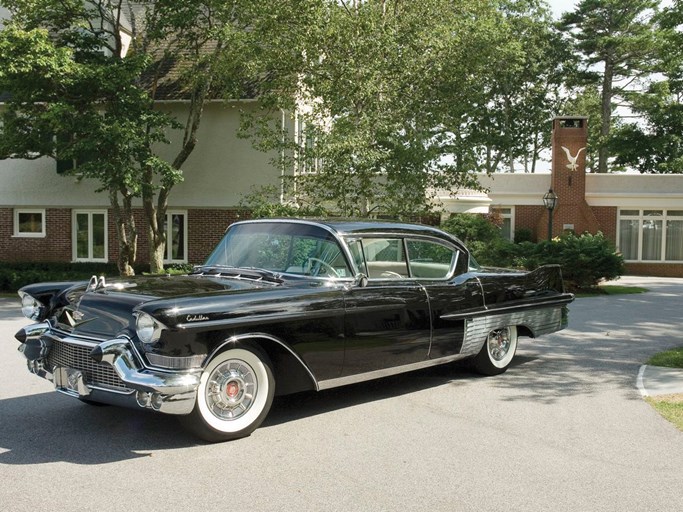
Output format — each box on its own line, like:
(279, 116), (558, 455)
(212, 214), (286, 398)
(542, 189), (558, 241)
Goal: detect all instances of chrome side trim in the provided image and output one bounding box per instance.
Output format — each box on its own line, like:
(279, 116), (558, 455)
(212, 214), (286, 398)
(207, 332), (320, 390)
(460, 306), (565, 357)
(317, 353), (470, 390)
(440, 294), (574, 321)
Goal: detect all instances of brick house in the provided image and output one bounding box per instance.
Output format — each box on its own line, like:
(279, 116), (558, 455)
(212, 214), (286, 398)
(0, 100), (290, 266)
(439, 117), (683, 278)
(2, 109), (682, 277)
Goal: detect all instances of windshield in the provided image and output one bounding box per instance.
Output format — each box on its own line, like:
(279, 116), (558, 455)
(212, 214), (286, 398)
(204, 222), (352, 278)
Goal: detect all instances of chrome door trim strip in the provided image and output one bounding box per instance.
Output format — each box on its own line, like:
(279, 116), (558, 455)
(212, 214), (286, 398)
(317, 352), (470, 390)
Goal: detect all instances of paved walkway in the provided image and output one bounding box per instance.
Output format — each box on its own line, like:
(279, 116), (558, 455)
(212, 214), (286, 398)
(608, 275), (683, 397)
(638, 365), (683, 397)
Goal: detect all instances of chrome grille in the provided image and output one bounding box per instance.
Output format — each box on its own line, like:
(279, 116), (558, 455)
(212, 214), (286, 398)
(46, 338), (128, 390)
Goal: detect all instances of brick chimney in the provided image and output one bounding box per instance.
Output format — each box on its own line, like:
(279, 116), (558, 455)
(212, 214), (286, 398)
(538, 116), (601, 238)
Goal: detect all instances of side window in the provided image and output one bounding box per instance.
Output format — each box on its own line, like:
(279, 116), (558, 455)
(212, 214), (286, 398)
(406, 240), (456, 279)
(288, 237), (350, 277)
(362, 238), (409, 279)
(347, 240), (366, 276)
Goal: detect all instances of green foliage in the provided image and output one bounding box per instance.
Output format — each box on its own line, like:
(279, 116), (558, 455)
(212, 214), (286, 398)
(441, 216), (624, 290)
(441, 213), (503, 246)
(513, 227), (533, 244)
(559, 0), (661, 173)
(648, 346), (683, 369)
(609, 2), (683, 174)
(240, 185), (327, 219)
(0, 0), (268, 274)
(528, 232), (624, 290)
(240, 0), (570, 217)
(0, 262), (122, 292)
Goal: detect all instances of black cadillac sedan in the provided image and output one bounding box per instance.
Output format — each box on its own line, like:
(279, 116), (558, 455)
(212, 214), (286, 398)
(15, 219), (573, 441)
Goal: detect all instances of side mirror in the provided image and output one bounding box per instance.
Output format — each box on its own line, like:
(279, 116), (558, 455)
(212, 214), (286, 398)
(354, 273), (369, 288)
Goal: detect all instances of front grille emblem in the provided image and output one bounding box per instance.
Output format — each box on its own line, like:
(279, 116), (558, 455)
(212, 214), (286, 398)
(62, 307), (95, 329)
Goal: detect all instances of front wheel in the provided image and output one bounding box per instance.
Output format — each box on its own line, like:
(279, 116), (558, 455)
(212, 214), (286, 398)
(472, 326), (518, 376)
(180, 347), (275, 442)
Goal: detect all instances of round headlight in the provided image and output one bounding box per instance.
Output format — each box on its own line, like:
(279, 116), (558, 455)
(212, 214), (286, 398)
(19, 292), (44, 321)
(135, 312), (163, 345)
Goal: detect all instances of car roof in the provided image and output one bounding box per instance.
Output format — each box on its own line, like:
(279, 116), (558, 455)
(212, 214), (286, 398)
(236, 218), (462, 246)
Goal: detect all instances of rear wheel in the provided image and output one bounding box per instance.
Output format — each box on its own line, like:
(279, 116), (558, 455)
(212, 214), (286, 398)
(473, 326), (518, 376)
(180, 347), (275, 442)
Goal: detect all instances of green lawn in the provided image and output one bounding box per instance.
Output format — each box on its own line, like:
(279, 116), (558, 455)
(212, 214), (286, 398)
(575, 285), (648, 297)
(646, 396), (683, 432)
(647, 346), (683, 368)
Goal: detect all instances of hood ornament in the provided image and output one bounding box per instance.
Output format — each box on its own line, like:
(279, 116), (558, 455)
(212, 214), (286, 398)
(86, 275), (137, 293)
(86, 275), (107, 292)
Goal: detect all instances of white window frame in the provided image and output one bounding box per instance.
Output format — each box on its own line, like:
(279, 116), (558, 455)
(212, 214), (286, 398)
(617, 208), (683, 263)
(72, 210), (108, 262)
(13, 209), (46, 238)
(492, 206), (515, 241)
(164, 210), (188, 264)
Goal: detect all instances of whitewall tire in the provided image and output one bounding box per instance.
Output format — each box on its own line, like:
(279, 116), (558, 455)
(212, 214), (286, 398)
(181, 347), (275, 442)
(473, 326), (518, 376)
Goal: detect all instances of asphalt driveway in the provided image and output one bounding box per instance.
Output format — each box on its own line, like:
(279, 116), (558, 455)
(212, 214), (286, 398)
(1, 275), (682, 512)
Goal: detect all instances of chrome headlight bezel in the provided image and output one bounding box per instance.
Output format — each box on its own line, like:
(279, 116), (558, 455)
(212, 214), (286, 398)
(134, 312), (166, 345)
(19, 291), (45, 321)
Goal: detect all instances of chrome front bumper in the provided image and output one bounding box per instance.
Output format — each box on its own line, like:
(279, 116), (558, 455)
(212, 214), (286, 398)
(16, 323), (199, 415)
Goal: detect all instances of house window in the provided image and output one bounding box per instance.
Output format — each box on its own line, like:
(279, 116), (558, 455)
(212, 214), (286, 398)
(164, 211), (187, 263)
(295, 116), (321, 175)
(618, 209), (683, 262)
(14, 209), (46, 237)
(73, 210), (107, 262)
(492, 207), (514, 241)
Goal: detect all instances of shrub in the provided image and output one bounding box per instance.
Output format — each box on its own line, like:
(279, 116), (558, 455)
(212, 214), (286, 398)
(535, 232), (624, 290)
(440, 217), (624, 291)
(513, 227), (534, 243)
(477, 232), (624, 291)
(0, 261), (171, 293)
(441, 213), (503, 246)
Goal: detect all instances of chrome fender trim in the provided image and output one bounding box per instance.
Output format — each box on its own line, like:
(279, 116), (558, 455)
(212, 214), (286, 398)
(208, 332), (320, 391)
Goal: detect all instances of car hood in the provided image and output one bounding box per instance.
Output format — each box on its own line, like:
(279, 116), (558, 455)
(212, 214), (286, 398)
(53, 274), (276, 339)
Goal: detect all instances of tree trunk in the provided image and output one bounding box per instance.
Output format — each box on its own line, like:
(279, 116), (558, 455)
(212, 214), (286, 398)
(109, 188), (137, 276)
(143, 174), (170, 274)
(598, 59), (614, 173)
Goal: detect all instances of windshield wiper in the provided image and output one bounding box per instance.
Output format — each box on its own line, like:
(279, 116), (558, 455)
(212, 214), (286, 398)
(192, 265), (283, 284)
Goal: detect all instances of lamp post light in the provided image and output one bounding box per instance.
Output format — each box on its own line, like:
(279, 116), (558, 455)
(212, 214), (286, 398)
(542, 189), (558, 241)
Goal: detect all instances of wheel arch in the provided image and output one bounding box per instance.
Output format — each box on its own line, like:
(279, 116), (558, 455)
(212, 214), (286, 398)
(516, 324), (535, 339)
(206, 333), (319, 396)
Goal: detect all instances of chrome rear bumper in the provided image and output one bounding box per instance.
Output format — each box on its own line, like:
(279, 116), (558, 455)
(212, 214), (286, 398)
(16, 323), (199, 415)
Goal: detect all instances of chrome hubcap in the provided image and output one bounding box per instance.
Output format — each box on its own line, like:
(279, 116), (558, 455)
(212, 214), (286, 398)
(487, 328), (511, 362)
(205, 359), (257, 421)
